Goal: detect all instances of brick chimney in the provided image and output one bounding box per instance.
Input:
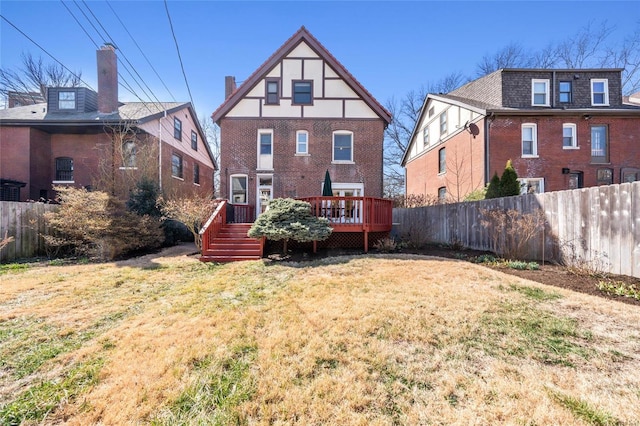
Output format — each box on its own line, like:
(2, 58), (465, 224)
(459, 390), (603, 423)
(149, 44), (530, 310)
(225, 76), (236, 99)
(97, 43), (118, 114)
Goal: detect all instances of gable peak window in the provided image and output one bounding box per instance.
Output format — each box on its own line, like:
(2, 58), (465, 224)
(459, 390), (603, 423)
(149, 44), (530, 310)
(292, 80), (313, 105)
(265, 79), (280, 104)
(521, 123), (538, 157)
(58, 91), (76, 110)
(423, 127), (430, 147)
(439, 112), (447, 136)
(174, 117), (182, 140)
(591, 79), (609, 106)
(55, 157), (74, 181)
(562, 123), (577, 149)
(532, 79), (550, 106)
(559, 81), (572, 103)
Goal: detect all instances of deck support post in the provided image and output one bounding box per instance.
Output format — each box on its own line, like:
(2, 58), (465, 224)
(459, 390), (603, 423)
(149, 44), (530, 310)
(364, 230), (368, 253)
(313, 240), (317, 253)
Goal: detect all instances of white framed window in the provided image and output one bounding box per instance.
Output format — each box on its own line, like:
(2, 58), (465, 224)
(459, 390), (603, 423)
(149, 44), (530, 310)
(296, 130), (308, 155)
(257, 129), (273, 170)
(591, 125), (609, 163)
(122, 140), (136, 168)
(439, 112), (447, 136)
(532, 79), (550, 106)
(423, 127), (430, 147)
(521, 123), (538, 157)
(562, 123), (578, 149)
(230, 174), (248, 204)
(332, 131), (353, 163)
(518, 178), (544, 194)
(591, 79), (609, 106)
(58, 91), (76, 110)
(171, 153), (183, 179)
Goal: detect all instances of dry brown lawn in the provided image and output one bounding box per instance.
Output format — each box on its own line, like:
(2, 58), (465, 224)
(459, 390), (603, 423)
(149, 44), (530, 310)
(1, 243), (639, 425)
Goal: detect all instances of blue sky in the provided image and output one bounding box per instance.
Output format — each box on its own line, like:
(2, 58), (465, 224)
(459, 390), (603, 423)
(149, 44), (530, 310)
(1, 1), (639, 120)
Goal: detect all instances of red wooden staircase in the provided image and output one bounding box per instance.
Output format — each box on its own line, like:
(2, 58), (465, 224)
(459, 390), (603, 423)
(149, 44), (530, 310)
(199, 201), (263, 262)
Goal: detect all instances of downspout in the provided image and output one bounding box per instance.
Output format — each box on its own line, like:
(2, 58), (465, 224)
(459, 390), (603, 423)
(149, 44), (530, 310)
(552, 71), (556, 108)
(159, 110), (166, 192)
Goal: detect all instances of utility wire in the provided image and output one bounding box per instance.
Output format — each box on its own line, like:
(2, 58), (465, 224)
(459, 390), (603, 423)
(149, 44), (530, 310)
(106, 0), (177, 102)
(164, 0), (195, 109)
(59, 1), (99, 49)
(0, 14), (96, 92)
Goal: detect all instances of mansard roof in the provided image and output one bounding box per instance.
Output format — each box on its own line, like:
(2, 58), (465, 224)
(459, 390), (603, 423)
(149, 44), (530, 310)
(211, 26), (391, 124)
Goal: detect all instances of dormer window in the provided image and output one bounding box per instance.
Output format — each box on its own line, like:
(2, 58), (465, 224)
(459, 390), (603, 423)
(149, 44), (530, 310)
(591, 79), (609, 106)
(58, 91), (76, 110)
(532, 79), (550, 106)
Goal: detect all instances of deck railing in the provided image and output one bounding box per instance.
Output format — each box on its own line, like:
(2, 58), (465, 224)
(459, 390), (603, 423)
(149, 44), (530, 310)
(298, 196), (393, 232)
(199, 199), (227, 249)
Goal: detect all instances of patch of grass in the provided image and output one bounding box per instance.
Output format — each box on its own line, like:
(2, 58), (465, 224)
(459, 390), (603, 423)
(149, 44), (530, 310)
(0, 356), (104, 425)
(509, 284), (562, 301)
(547, 389), (623, 425)
(467, 302), (592, 367)
(506, 260), (540, 270)
(0, 263), (31, 274)
(472, 254), (498, 264)
(152, 342), (257, 425)
(597, 280), (639, 300)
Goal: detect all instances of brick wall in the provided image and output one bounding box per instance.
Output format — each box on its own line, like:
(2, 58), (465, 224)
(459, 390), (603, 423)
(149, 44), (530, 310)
(488, 114), (640, 192)
(220, 118), (385, 203)
(405, 122), (486, 201)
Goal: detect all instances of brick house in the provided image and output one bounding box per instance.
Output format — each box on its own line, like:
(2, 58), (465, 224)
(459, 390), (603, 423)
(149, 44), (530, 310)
(212, 27), (391, 220)
(402, 69), (640, 202)
(0, 44), (216, 202)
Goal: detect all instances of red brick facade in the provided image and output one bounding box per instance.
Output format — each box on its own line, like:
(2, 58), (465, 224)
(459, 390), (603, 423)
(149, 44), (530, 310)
(220, 118), (384, 202)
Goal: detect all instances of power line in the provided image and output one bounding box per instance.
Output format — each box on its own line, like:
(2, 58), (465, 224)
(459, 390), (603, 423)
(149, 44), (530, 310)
(0, 14), (96, 92)
(164, 0), (195, 109)
(59, 1), (99, 49)
(105, 0), (177, 102)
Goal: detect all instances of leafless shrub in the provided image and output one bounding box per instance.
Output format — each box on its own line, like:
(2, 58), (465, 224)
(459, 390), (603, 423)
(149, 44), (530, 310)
(43, 186), (163, 260)
(373, 237), (398, 253)
(399, 220), (433, 249)
(0, 230), (15, 252)
(480, 208), (545, 260)
(559, 239), (611, 278)
(393, 194), (440, 208)
(158, 193), (218, 250)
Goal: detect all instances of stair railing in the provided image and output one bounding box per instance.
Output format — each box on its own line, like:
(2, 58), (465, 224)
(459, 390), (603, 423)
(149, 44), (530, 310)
(199, 199), (227, 250)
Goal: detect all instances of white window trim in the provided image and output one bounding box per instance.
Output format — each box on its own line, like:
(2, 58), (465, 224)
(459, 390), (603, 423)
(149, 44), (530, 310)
(439, 112), (447, 137)
(296, 130), (308, 155)
(562, 123), (578, 149)
(257, 129), (274, 170)
(52, 180), (75, 184)
(518, 178), (545, 195)
(521, 123), (538, 158)
(531, 79), (550, 106)
(332, 130), (354, 164)
(591, 78), (609, 106)
(230, 174), (249, 205)
(423, 127), (429, 148)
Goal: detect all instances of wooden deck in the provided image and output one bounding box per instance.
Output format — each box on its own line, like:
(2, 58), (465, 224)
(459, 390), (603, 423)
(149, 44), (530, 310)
(199, 197), (393, 261)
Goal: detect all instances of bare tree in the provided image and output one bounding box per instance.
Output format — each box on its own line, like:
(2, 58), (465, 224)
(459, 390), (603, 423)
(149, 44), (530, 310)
(476, 42), (531, 76)
(199, 115), (221, 197)
(603, 24), (640, 95)
(555, 21), (613, 68)
(0, 53), (82, 107)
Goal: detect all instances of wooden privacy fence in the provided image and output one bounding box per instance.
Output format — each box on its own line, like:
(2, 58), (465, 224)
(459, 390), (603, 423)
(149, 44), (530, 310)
(393, 182), (639, 278)
(0, 201), (57, 262)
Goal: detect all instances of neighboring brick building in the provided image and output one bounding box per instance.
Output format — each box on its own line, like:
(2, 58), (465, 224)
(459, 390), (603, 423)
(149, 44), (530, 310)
(212, 27), (391, 219)
(0, 44), (216, 202)
(402, 69), (640, 202)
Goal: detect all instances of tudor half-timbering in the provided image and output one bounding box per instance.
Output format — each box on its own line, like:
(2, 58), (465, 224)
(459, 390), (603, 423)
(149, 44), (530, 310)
(212, 26), (391, 219)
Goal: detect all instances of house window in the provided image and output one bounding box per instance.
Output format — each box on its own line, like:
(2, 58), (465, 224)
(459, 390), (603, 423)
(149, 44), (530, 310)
(438, 147), (446, 174)
(193, 163), (200, 185)
(265, 79), (280, 104)
(296, 130), (308, 154)
(568, 172), (584, 189)
(518, 178), (544, 194)
(532, 79), (550, 106)
(591, 79), (609, 106)
(174, 117), (182, 140)
(621, 168), (640, 183)
(122, 140), (136, 168)
(333, 131), (353, 162)
(55, 157), (73, 181)
(58, 91), (76, 110)
(439, 112), (447, 135)
(597, 168), (613, 185)
(257, 129), (273, 170)
(191, 131), (198, 151)
(171, 153), (183, 178)
(591, 125), (608, 163)
(562, 123), (577, 149)
(428, 107), (435, 118)
(423, 127), (430, 147)
(260, 132), (272, 155)
(230, 175), (248, 204)
(292, 80), (313, 105)
(522, 123), (538, 157)
(438, 186), (447, 202)
(559, 81), (572, 103)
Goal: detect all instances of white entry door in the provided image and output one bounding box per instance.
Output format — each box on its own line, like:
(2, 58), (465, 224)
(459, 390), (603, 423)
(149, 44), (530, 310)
(256, 174), (273, 217)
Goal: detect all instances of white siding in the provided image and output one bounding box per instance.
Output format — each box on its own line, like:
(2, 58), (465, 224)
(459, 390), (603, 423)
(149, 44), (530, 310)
(325, 79), (357, 98)
(287, 43), (319, 58)
(324, 63), (339, 78)
(345, 100), (379, 118)
(266, 65), (281, 78)
(227, 98), (261, 117)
